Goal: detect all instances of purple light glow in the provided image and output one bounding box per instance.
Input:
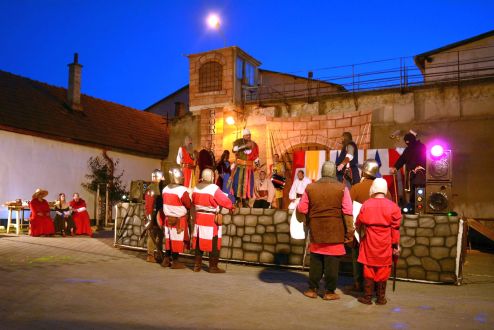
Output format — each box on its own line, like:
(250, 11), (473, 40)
(431, 145), (444, 157)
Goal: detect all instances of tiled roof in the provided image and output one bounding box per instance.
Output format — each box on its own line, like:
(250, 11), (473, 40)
(0, 70), (168, 158)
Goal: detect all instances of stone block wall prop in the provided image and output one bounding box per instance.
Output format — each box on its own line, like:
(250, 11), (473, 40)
(397, 214), (463, 283)
(114, 203), (465, 284)
(218, 208), (308, 266)
(114, 203), (147, 250)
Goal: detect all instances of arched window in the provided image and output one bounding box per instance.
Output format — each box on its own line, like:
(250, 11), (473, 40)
(199, 61), (222, 92)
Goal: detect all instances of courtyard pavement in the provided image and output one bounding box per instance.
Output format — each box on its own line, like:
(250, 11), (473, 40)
(0, 231), (492, 330)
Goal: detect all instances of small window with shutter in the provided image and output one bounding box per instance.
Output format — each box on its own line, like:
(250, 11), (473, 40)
(199, 61), (223, 92)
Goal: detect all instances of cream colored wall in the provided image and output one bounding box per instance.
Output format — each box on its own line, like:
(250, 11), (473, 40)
(0, 130), (161, 220)
(424, 36), (494, 82)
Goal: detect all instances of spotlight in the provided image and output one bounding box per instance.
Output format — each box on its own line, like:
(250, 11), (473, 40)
(401, 205), (414, 214)
(431, 145), (444, 158)
(225, 116), (235, 125)
(207, 14), (220, 29)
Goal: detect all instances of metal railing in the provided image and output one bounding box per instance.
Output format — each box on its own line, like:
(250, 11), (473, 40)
(244, 46), (494, 103)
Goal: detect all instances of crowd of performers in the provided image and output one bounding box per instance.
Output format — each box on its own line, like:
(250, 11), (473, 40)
(143, 167), (233, 273)
(28, 189), (93, 237)
(142, 127), (426, 305)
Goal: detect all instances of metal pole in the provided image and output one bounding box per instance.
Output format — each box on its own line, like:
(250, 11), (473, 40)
(400, 57), (403, 90)
(457, 51), (460, 83)
(105, 183), (110, 228)
(352, 64), (355, 92)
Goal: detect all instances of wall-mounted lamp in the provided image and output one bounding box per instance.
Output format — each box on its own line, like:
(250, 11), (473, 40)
(225, 116), (235, 125)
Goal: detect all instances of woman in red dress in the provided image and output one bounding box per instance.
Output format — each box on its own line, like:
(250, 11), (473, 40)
(69, 193), (93, 237)
(29, 188), (55, 236)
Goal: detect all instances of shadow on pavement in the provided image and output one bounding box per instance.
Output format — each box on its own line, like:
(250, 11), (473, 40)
(258, 268), (308, 295)
(258, 267), (358, 297)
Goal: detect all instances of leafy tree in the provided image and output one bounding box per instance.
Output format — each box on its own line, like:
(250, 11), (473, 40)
(81, 151), (127, 205)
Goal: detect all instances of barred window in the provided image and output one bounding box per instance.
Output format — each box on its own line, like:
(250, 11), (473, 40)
(199, 61), (222, 92)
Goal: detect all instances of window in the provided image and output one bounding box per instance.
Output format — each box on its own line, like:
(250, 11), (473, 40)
(199, 61), (222, 92)
(236, 57), (244, 80)
(235, 56), (256, 86)
(245, 62), (255, 86)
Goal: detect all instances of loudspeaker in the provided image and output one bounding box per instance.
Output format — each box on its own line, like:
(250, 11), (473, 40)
(426, 149), (452, 182)
(425, 183), (452, 214)
(130, 180), (151, 203)
(415, 187), (426, 214)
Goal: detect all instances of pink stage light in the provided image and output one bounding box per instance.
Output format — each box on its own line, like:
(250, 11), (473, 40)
(431, 144), (444, 157)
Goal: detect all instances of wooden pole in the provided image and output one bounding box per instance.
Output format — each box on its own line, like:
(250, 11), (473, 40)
(105, 183), (110, 228)
(96, 184), (100, 228)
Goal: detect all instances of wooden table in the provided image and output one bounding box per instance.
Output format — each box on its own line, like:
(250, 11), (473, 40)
(6, 205), (29, 235)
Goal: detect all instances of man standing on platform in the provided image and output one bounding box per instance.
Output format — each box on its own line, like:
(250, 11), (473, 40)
(297, 161), (354, 301)
(230, 128), (260, 207)
(336, 132), (360, 187)
(289, 170), (312, 203)
(270, 153), (286, 208)
(253, 170), (275, 209)
(144, 169), (165, 263)
(192, 168), (235, 273)
(390, 130), (426, 210)
(160, 167), (191, 269)
(348, 159), (390, 292)
(177, 136), (196, 190)
(198, 140), (216, 175)
(356, 178), (402, 305)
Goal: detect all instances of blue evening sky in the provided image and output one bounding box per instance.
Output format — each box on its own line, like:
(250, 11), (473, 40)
(0, 0), (492, 109)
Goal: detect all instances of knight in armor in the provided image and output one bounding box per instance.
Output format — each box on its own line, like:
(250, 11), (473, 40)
(144, 169), (165, 263)
(297, 161), (354, 301)
(336, 132), (360, 187)
(176, 136), (196, 190)
(390, 130), (426, 210)
(230, 128), (260, 207)
(160, 167), (191, 269)
(192, 168), (235, 273)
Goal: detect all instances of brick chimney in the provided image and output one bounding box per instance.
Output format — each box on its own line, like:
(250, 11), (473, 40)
(67, 53), (83, 111)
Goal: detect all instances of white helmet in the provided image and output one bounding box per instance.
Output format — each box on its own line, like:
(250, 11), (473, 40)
(201, 168), (215, 184)
(369, 178), (388, 196)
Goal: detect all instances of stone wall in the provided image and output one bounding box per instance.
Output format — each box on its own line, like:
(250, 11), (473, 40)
(397, 214), (463, 283)
(218, 208), (307, 265)
(114, 203), (465, 283)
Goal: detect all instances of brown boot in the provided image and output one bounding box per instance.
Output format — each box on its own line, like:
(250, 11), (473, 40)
(146, 254), (156, 263)
(357, 279), (374, 305)
(161, 255), (171, 268)
(375, 281), (388, 305)
(171, 256), (186, 269)
(323, 291), (340, 301)
(193, 255), (202, 272)
(208, 256), (226, 273)
(303, 288), (318, 299)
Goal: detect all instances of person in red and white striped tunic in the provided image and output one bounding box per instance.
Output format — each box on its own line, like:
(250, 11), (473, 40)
(160, 167), (192, 269)
(191, 168), (235, 273)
